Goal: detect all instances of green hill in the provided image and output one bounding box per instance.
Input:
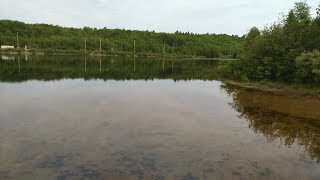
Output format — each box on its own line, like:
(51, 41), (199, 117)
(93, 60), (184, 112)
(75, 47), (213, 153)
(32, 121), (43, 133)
(0, 20), (243, 57)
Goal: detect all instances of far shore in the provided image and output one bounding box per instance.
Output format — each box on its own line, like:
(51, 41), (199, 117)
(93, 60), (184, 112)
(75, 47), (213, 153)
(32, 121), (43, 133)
(0, 49), (201, 59)
(0, 48), (241, 60)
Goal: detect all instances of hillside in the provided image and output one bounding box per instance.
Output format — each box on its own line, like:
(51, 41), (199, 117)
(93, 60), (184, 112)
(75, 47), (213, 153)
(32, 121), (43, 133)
(0, 20), (243, 57)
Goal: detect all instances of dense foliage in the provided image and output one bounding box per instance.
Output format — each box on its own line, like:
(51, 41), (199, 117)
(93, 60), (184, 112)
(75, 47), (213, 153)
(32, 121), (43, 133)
(295, 50), (320, 83)
(220, 2), (320, 85)
(0, 20), (243, 58)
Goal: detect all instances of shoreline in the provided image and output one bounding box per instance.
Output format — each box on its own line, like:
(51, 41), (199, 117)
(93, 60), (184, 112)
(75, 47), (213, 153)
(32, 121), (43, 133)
(0, 49), (197, 59)
(223, 80), (320, 98)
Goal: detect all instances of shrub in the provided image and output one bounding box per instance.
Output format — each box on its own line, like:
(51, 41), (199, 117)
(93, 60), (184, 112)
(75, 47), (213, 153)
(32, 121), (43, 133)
(295, 50), (320, 83)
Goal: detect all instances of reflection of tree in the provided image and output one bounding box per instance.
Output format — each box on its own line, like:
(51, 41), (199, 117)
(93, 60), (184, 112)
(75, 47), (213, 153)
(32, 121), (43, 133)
(221, 84), (320, 162)
(0, 56), (220, 82)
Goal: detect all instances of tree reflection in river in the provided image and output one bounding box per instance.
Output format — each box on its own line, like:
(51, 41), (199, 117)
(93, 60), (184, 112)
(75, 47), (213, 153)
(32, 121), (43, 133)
(221, 83), (320, 162)
(0, 55), (220, 82)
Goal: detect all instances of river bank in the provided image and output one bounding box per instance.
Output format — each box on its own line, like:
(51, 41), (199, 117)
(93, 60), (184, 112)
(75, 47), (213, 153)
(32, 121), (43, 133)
(224, 80), (320, 97)
(0, 49), (197, 58)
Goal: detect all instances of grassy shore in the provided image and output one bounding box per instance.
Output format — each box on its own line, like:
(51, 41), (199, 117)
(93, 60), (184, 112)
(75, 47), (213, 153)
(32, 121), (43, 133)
(0, 48), (197, 58)
(224, 80), (320, 97)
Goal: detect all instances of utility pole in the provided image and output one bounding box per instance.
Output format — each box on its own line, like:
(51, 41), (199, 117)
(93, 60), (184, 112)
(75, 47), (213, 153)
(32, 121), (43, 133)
(172, 43), (175, 53)
(172, 61), (174, 72)
(162, 61), (165, 70)
(100, 38), (102, 52)
(16, 32), (20, 48)
(84, 37), (87, 52)
(134, 40), (136, 54)
(85, 57), (87, 73)
(134, 56), (136, 72)
(18, 57), (21, 73)
(163, 44), (166, 54)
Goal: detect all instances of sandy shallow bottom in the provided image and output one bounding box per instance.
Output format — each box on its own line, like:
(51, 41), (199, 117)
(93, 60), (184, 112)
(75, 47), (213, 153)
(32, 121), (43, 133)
(0, 79), (320, 180)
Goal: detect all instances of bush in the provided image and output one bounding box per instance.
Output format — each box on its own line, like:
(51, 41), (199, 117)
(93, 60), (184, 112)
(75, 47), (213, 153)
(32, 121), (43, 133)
(295, 50), (320, 83)
(217, 60), (248, 81)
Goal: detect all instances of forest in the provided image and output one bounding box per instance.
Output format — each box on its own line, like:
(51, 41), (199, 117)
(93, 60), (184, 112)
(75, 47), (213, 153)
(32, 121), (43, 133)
(0, 20), (243, 58)
(2, 1), (320, 86)
(219, 2), (320, 85)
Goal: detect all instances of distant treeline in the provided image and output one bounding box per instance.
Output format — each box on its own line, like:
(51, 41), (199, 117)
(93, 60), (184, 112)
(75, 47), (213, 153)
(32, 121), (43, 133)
(0, 20), (243, 58)
(219, 2), (320, 85)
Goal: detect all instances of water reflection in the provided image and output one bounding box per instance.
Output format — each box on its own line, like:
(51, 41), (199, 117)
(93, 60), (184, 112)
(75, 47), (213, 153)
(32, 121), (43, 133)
(0, 56), (320, 179)
(0, 55), (220, 82)
(222, 84), (320, 162)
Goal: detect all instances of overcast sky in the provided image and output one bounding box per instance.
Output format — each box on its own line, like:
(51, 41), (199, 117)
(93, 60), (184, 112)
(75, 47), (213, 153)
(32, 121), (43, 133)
(1, 0), (319, 35)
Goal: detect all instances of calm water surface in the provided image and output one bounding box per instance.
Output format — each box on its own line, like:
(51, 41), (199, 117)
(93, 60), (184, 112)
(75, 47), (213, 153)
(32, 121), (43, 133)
(0, 56), (320, 179)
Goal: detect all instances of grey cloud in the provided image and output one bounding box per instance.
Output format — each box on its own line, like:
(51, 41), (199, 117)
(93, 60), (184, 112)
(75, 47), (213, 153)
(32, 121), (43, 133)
(0, 0), (319, 35)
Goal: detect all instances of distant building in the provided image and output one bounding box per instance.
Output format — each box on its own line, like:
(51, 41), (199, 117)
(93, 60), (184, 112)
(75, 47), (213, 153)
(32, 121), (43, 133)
(1, 55), (15, 60)
(1, 45), (15, 49)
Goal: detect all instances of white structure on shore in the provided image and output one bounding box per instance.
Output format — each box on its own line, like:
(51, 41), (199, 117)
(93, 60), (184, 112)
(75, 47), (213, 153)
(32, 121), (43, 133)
(1, 55), (15, 60)
(1, 45), (15, 49)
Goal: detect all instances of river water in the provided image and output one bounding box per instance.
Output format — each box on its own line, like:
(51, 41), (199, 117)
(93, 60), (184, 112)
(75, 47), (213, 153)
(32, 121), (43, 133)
(0, 56), (320, 179)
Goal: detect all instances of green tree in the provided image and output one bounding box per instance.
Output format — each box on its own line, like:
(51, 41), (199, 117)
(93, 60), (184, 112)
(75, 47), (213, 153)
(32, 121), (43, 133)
(245, 27), (260, 46)
(295, 50), (320, 83)
(219, 1), (320, 85)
